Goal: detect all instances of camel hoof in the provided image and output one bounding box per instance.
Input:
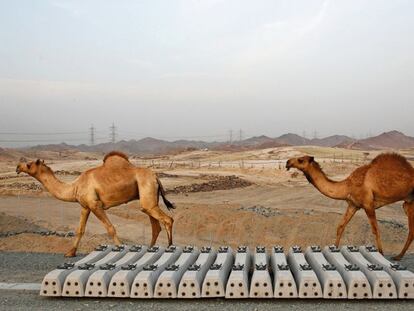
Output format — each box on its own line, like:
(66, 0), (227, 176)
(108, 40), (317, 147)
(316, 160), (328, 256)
(64, 248), (77, 257)
(391, 256), (402, 261)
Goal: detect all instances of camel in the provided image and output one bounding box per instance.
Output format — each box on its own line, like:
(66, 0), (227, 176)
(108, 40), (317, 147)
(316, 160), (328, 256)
(16, 151), (175, 257)
(286, 153), (414, 260)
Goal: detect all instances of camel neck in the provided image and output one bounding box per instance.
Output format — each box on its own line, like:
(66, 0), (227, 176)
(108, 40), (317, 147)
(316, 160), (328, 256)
(304, 163), (349, 200)
(34, 169), (77, 202)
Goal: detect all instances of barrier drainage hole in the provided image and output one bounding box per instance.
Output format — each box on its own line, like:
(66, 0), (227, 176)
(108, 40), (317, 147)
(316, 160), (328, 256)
(362, 283), (366, 288)
(206, 282), (210, 286)
(43, 290), (47, 294)
(88, 291), (92, 295)
(263, 283), (267, 287)
(158, 292), (162, 296)
(339, 293), (343, 297)
(191, 283), (195, 287)
(303, 292), (307, 297)
(214, 282), (218, 286)
(354, 284), (358, 288)
(353, 293), (357, 297)
(167, 283), (171, 287)
(75, 291), (79, 295)
(288, 282), (292, 287)
(134, 292), (138, 296)
(378, 293), (382, 297)
(304, 283), (308, 287)
(387, 283), (391, 288)
(121, 292), (125, 295)
(135, 283), (139, 287)
(290, 292), (293, 296)
(389, 293), (393, 297)
(231, 283), (234, 287)
(67, 282), (71, 286)
(113, 282), (116, 286)
(145, 293), (148, 296)
(404, 293), (408, 297)
(312, 283), (317, 287)
(265, 292), (269, 296)
(279, 292), (283, 296)
(230, 293), (233, 296)
(314, 292), (318, 296)
(112, 291), (115, 295)
(216, 291), (220, 295)
(405, 283), (409, 287)
(240, 292), (244, 296)
(255, 283), (259, 287)
(280, 283), (284, 287)
(183, 283), (187, 287)
(254, 292), (258, 296)
(98, 291), (102, 295)
(66, 291), (69, 295)
(379, 283), (383, 287)
(97, 282), (101, 286)
(328, 293), (332, 297)
(120, 282), (124, 286)
(90, 282), (93, 286)
(52, 282), (56, 286)
(45, 282), (49, 286)
(168, 292), (172, 296)
(143, 283), (147, 287)
(239, 283), (243, 287)
(182, 292), (186, 296)
(364, 293), (368, 297)
(206, 291), (210, 295)
(338, 283), (342, 287)
(192, 292), (196, 297)
(53, 291), (57, 295)
(159, 283), (163, 287)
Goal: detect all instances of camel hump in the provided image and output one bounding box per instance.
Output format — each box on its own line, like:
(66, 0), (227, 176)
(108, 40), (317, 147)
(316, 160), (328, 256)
(371, 153), (412, 169)
(103, 151), (130, 163)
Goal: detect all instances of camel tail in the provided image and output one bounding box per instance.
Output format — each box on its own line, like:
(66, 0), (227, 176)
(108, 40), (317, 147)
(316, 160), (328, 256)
(157, 177), (175, 210)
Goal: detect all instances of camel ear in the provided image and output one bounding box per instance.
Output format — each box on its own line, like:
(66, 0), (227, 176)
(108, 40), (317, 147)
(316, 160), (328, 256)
(27, 162), (32, 169)
(309, 156), (314, 162)
(36, 159), (41, 165)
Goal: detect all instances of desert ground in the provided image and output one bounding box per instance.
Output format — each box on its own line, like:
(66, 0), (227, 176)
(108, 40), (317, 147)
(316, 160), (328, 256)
(1, 146), (413, 258)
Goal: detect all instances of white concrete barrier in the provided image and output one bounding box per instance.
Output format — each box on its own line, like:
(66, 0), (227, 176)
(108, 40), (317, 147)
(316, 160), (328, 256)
(61, 245), (129, 297)
(249, 246), (272, 298)
(341, 246), (397, 299)
(322, 245), (372, 299)
(154, 246), (199, 298)
(201, 246), (234, 298)
(130, 245), (182, 298)
(304, 246), (347, 299)
(359, 245), (414, 299)
(225, 246), (251, 298)
(84, 245), (147, 297)
(40, 244), (112, 297)
(177, 246), (217, 298)
(287, 246), (322, 298)
(107, 246), (165, 298)
(270, 246), (298, 298)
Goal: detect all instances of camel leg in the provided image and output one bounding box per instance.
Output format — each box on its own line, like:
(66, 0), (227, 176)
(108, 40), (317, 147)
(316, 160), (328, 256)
(335, 204), (358, 247)
(393, 202), (414, 261)
(141, 201), (174, 246)
(90, 203), (122, 245)
(65, 207), (91, 257)
(365, 208), (384, 254)
(148, 216), (161, 246)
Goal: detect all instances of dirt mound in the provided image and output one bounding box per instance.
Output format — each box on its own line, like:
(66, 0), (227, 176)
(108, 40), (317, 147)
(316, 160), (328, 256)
(167, 175), (253, 194)
(0, 182), (43, 192)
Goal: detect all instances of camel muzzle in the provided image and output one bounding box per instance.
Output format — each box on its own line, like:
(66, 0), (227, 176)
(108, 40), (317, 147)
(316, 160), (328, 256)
(16, 166), (21, 174)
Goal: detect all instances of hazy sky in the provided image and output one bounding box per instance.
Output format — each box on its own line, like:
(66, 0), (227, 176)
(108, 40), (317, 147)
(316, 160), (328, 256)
(1, 0), (413, 146)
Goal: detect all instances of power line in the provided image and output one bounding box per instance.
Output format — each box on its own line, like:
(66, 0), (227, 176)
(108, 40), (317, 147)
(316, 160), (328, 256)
(109, 122), (117, 143)
(89, 125), (95, 146)
(0, 131), (87, 136)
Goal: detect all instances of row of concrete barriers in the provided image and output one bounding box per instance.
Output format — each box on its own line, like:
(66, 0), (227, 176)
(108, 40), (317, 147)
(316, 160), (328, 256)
(40, 244), (414, 299)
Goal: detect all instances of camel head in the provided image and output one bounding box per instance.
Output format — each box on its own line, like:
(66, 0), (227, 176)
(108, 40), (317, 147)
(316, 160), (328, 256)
(286, 155), (315, 172)
(16, 159), (47, 176)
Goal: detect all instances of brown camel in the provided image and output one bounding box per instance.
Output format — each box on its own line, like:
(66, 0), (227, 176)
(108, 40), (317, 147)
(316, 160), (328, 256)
(16, 151), (175, 257)
(286, 153), (414, 260)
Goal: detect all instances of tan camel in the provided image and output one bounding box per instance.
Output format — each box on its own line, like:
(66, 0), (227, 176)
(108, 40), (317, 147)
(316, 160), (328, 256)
(286, 153), (414, 260)
(16, 151), (175, 257)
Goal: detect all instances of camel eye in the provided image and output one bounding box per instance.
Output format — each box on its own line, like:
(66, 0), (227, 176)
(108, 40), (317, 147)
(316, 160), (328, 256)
(298, 159), (304, 164)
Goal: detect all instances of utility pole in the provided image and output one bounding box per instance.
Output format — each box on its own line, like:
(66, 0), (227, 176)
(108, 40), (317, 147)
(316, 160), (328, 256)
(110, 122), (117, 143)
(229, 129), (233, 144)
(313, 130), (318, 139)
(89, 124), (95, 146)
(239, 129), (243, 142)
